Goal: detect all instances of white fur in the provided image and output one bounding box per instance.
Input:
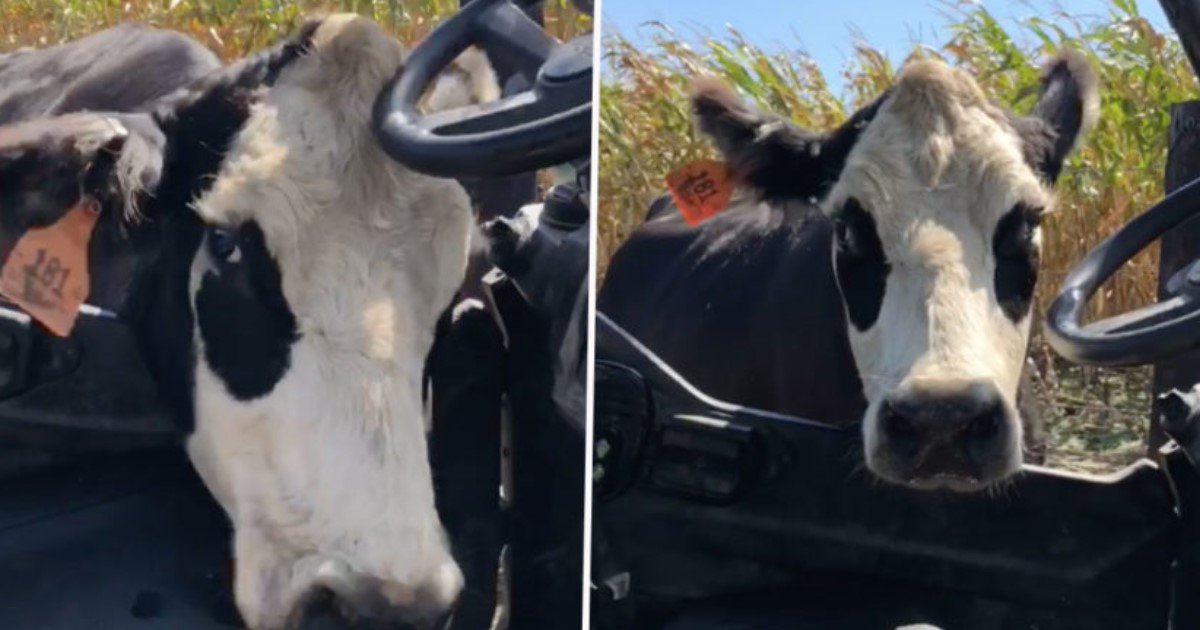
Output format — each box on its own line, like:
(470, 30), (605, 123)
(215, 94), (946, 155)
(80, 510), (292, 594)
(423, 46), (501, 112)
(184, 15), (471, 628)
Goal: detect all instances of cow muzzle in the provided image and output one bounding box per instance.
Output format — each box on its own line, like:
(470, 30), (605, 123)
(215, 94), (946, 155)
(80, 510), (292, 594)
(288, 563), (461, 630)
(292, 586), (456, 630)
(865, 378), (1022, 491)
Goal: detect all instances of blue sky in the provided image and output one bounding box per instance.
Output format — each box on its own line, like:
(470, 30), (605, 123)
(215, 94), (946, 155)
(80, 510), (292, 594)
(601, 0), (1171, 96)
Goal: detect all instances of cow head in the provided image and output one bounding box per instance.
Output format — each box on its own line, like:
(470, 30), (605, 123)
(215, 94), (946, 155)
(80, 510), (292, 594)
(180, 15), (475, 627)
(693, 52), (1098, 491)
(0, 15), (471, 627)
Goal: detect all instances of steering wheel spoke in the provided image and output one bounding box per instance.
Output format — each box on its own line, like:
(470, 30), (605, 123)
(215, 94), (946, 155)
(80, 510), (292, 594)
(1082, 294), (1196, 335)
(476, 1), (559, 78)
(417, 91), (540, 136)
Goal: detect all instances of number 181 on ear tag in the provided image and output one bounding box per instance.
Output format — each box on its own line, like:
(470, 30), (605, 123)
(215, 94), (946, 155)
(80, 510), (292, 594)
(0, 197), (99, 337)
(665, 159), (734, 225)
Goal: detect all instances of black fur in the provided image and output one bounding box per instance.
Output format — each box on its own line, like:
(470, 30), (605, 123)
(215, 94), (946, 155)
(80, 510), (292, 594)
(1025, 51), (1096, 183)
(832, 197), (890, 331)
(194, 222), (299, 400)
(0, 23), (220, 125)
(1007, 112), (1057, 181)
(691, 80), (889, 202)
(992, 203), (1042, 322)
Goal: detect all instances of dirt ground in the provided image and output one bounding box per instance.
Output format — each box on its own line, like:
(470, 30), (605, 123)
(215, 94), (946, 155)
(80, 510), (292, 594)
(1026, 330), (1154, 474)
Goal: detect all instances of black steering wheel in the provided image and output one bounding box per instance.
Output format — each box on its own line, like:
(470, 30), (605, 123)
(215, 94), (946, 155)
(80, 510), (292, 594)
(372, 0), (592, 178)
(1046, 175), (1200, 366)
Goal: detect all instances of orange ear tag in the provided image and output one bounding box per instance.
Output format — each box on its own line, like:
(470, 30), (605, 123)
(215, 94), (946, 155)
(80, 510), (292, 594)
(665, 159), (735, 225)
(0, 197), (100, 336)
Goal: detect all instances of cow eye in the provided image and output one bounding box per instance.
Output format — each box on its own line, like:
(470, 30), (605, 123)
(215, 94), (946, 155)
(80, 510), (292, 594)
(208, 228), (241, 263)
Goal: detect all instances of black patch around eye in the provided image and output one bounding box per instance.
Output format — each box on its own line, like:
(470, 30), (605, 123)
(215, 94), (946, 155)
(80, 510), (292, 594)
(195, 221), (299, 400)
(207, 227), (238, 261)
(832, 197), (890, 331)
(993, 202), (1042, 322)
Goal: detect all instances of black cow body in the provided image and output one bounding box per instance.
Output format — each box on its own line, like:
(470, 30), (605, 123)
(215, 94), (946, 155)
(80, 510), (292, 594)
(0, 26), (219, 475)
(600, 195), (866, 425)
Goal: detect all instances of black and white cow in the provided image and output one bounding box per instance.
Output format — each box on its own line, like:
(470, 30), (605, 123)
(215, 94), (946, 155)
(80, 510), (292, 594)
(0, 15), (486, 628)
(600, 52), (1098, 492)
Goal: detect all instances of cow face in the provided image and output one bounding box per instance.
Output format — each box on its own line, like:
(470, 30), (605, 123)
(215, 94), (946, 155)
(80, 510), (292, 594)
(184, 16), (471, 627)
(693, 52), (1097, 491)
(0, 16), (472, 628)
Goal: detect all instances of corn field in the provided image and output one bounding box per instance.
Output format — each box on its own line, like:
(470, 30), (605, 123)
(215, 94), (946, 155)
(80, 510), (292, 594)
(599, 0), (1195, 472)
(0, 0), (589, 60)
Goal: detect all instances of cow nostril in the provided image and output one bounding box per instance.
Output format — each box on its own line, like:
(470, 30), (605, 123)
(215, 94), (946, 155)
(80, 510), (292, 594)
(881, 402), (919, 440)
(967, 406), (1002, 441)
(293, 587), (343, 628)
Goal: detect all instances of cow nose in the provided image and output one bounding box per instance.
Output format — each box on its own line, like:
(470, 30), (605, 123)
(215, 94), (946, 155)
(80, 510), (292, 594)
(294, 578), (459, 630)
(294, 595), (454, 630)
(877, 380), (1013, 488)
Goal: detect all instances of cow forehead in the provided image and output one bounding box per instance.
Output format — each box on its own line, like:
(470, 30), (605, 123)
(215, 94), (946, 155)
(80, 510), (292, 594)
(192, 99), (337, 242)
(191, 14), (404, 239)
(824, 63), (1052, 247)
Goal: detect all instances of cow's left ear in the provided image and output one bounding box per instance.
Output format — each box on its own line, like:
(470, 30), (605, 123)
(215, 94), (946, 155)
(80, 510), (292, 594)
(691, 77), (886, 202)
(1027, 49), (1099, 183)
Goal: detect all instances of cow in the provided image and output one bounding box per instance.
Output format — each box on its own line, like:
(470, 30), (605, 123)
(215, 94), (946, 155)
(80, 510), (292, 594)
(599, 51), (1098, 493)
(0, 15), (491, 628)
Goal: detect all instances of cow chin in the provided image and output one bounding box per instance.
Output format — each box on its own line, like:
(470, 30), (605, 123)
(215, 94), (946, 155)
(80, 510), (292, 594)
(860, 378), (1024, 493)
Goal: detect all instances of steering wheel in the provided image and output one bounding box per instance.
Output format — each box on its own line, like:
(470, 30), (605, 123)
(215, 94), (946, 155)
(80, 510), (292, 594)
(1046, 175), (1200, 366)
(372, 0), (592, 178)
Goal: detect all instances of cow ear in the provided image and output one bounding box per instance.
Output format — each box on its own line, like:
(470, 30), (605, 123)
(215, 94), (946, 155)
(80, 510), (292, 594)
(98, 114), (168, 220)
(1026, 49), (1099, 183)
(0, 113), (165, 230)
(691, 77), (885, 202)
(149, 19), (321, 203)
